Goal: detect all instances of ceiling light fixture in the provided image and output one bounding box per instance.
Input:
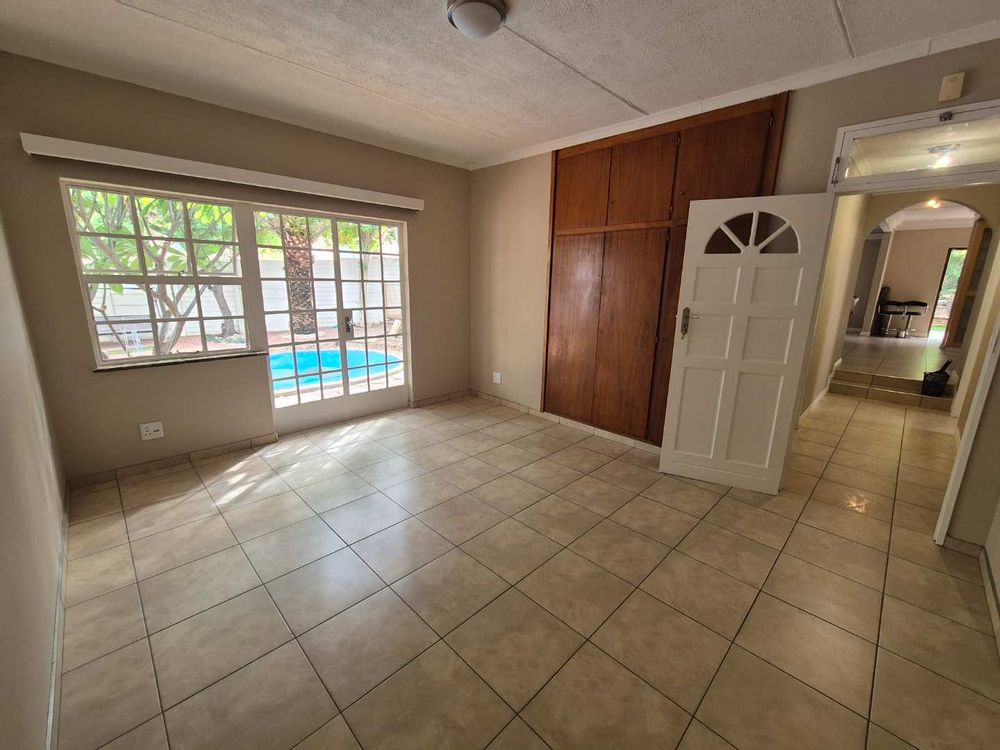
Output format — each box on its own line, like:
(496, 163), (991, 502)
(447, 0), (507, 39)
(926, 198), (942, 208)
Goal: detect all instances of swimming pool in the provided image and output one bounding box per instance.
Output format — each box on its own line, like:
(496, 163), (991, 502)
(269, 348), (402, 389)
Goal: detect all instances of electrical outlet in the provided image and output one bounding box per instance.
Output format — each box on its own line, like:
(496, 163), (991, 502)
(139, 421), (164, 441)
(492, 371), (502, 384)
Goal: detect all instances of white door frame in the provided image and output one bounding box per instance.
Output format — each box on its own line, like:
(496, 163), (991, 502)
(934, 311), (1000, 545)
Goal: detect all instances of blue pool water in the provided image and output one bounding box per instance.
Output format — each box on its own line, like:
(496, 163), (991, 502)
(270, 348), (402, 389)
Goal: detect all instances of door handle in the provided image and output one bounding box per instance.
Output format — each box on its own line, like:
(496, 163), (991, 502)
(344, 314), (354, 335)
(680, 307), (700, 338)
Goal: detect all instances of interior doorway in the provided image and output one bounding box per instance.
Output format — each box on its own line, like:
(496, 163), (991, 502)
(931, 246), (968, 339)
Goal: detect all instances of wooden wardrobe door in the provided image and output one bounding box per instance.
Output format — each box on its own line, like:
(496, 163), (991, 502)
(646, 226), (686, 445)
(554, 149), (612, 230)
(591, 229), (669, 439)
(544, 234), (605, 422)
(943, 219), (992, 347)
(607, 134), (678, 225)
(673, 110), (772, 220)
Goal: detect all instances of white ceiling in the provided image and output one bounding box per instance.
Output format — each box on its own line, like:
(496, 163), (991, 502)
(883, 201), (979, 231)
(1, 1), (999, 168)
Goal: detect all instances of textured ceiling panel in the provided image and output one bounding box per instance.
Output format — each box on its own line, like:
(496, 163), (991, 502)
(505, 0), (850, 110)
(0, 0), (999, 167)
(118, 0), (637, 145)
(840, 0), (1000, 55)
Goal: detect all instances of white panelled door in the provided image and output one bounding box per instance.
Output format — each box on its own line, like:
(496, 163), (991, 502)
(659, 194), (834, 493)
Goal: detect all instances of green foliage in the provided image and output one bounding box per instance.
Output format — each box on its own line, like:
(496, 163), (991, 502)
(338, 221), (360, 253)
(360, 223), (380, 253)
(137, 196), (185, 237)
(188, 202), (233, 241)
(70, 188), (133, 234)
(939, 249), (967, 300)
(255, 211), (282, 246)
(380, 225), (400, 254)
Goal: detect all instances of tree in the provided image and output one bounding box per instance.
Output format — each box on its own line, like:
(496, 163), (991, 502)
(256, 212), (316, 336)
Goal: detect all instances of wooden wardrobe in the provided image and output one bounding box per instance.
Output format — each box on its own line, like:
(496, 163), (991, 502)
(543, 94), (788, 445)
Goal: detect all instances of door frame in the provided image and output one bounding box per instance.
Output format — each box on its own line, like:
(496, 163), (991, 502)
(934, 244), (969, 345)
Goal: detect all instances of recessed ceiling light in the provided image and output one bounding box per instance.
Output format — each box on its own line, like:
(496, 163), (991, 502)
(447, 0), (507, 39)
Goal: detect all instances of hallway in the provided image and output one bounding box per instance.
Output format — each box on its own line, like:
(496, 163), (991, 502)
(840, 333), (952, 381)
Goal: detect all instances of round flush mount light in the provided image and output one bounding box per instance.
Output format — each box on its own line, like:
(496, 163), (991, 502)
(447, 0), (507, 39)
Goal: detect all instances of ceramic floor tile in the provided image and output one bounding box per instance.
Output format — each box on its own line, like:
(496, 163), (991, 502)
(344, 642), (513, 750)
(193, 451), (272, 486)
(486, 718), (549, 750)
(446, 588), (583, 709)
(704, 497), (794, 550)
(461, 518), (562, 584)
(546, 444), (613, 473)
(899, 449), (953, 474)
(392, 548), (508, 635)
(164, 642), (335, 750)
(320, 493), (410, 544)
(569, 519), (669, 584)
(295, 472), (379, 513)
(478, 444), (542, 472)
(256, 434), (326, 469)
(795, 428), (842, 448)
(352, 517), (454, 582)
(382, 473), (464, 514)
(406, 443), (469, 471)
(513, 458), (585, 493)
(725, 487), (807, 520)
(67, 513), (128, 560)
(610, 496), (700, 547)
(62, 585), (146, 672)
(522, 643), (689, 750)
(119, 468), (203, 509)
(469, 474), (549, 515)
(517, 550), (632, 637)
(641, 550), (757, 639)
(206, 472), (293, 511)
(299, 587), (437, 708)
(69, 485), (123, 525)
(891, 501), (938, 535)
(736, 593), (875, 715)
(888, 525), (982, 584)
(139, 546), (260, 633)
(66, 544), (136, 606)
(781, 467), (820, 498)
(130, 514), (237, 580)
(865, 724), (916, 750)
(575, 434), (631, 457)
(879, 595), (1000, 703)
(589, 458), (661, 494)
(618, 447), (662, 471)
(352, 456), (427, 491)
(556, 475), (634, 516)
(678, 720), (737, 750)
(871, 648), (1000, 750)
(829, 449), (898, 479)
(791, 438), (836, 461)
(275, 455), (349, 489)
(787, 452), (828, 477)
(884, 556), (991, 635)
(417, 493), (506, 544)
(58, 640), (160, 750)
(101, 715), (169, 750)
(823, 463), (896, 498)
(433, 456), (507, 491)
(783, 524), (887, 590)
(266, 547), (383, 634)
(515, 494), (602, 545)
(293, 716), (361, 750)
(697, 646), (867, 750)
(897, 463), (950, 491)
(327, 441), (399, 469)
(799, 500), (891, 552)
(124, 490), (218, 541)
(443, 431), (504, 456)
(677, 521), (778, 588)
(764, 554), (882, 642)
(812, 480), (894, 522)
(642, 475), (723, 517)
(242, 516), (345, 581)
(594, 590), (728, 713)
(894, 480), (944, 510)
(150, 587), (291, 708)
(221, 491), (314, 542)
(380, 429), (440, 455)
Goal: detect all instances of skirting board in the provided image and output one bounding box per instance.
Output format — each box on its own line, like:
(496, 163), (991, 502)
(981, 551), (1000, 659)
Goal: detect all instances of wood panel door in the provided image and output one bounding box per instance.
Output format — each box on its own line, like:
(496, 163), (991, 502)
(607, 134), (678, 225)
(591, 229), (669, 438)
(646, 225), (686, 445)
(943, 219), (992, 348)
(544, 234), (605, 422)
(673, 110), (773, 220)
(553, 149), (612, 230)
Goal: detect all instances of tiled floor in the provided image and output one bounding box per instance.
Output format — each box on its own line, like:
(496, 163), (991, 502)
(840, 333), (951, 380)
(61, 394), (1000, 750)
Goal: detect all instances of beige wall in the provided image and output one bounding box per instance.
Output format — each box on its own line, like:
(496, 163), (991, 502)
(801, 194), (871, 411)
(951, 359), (1000, 545)
(0, 52), (470, 478)
(881, 227), (974, 338)
(776, 39), (1000, 194)
(469, 155), (552, 408)
(0, 214), (65, 749)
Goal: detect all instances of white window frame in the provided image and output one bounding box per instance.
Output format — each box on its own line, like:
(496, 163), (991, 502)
(61, 179), (260, 369)
(829, 98), (1000, 193)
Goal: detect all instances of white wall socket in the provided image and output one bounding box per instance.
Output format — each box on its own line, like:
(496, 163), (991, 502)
(492, 371), (502, 384)
(139, 421), (164, 441)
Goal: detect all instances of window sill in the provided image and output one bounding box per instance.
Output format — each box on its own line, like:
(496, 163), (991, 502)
(92, 350), (268, 373)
